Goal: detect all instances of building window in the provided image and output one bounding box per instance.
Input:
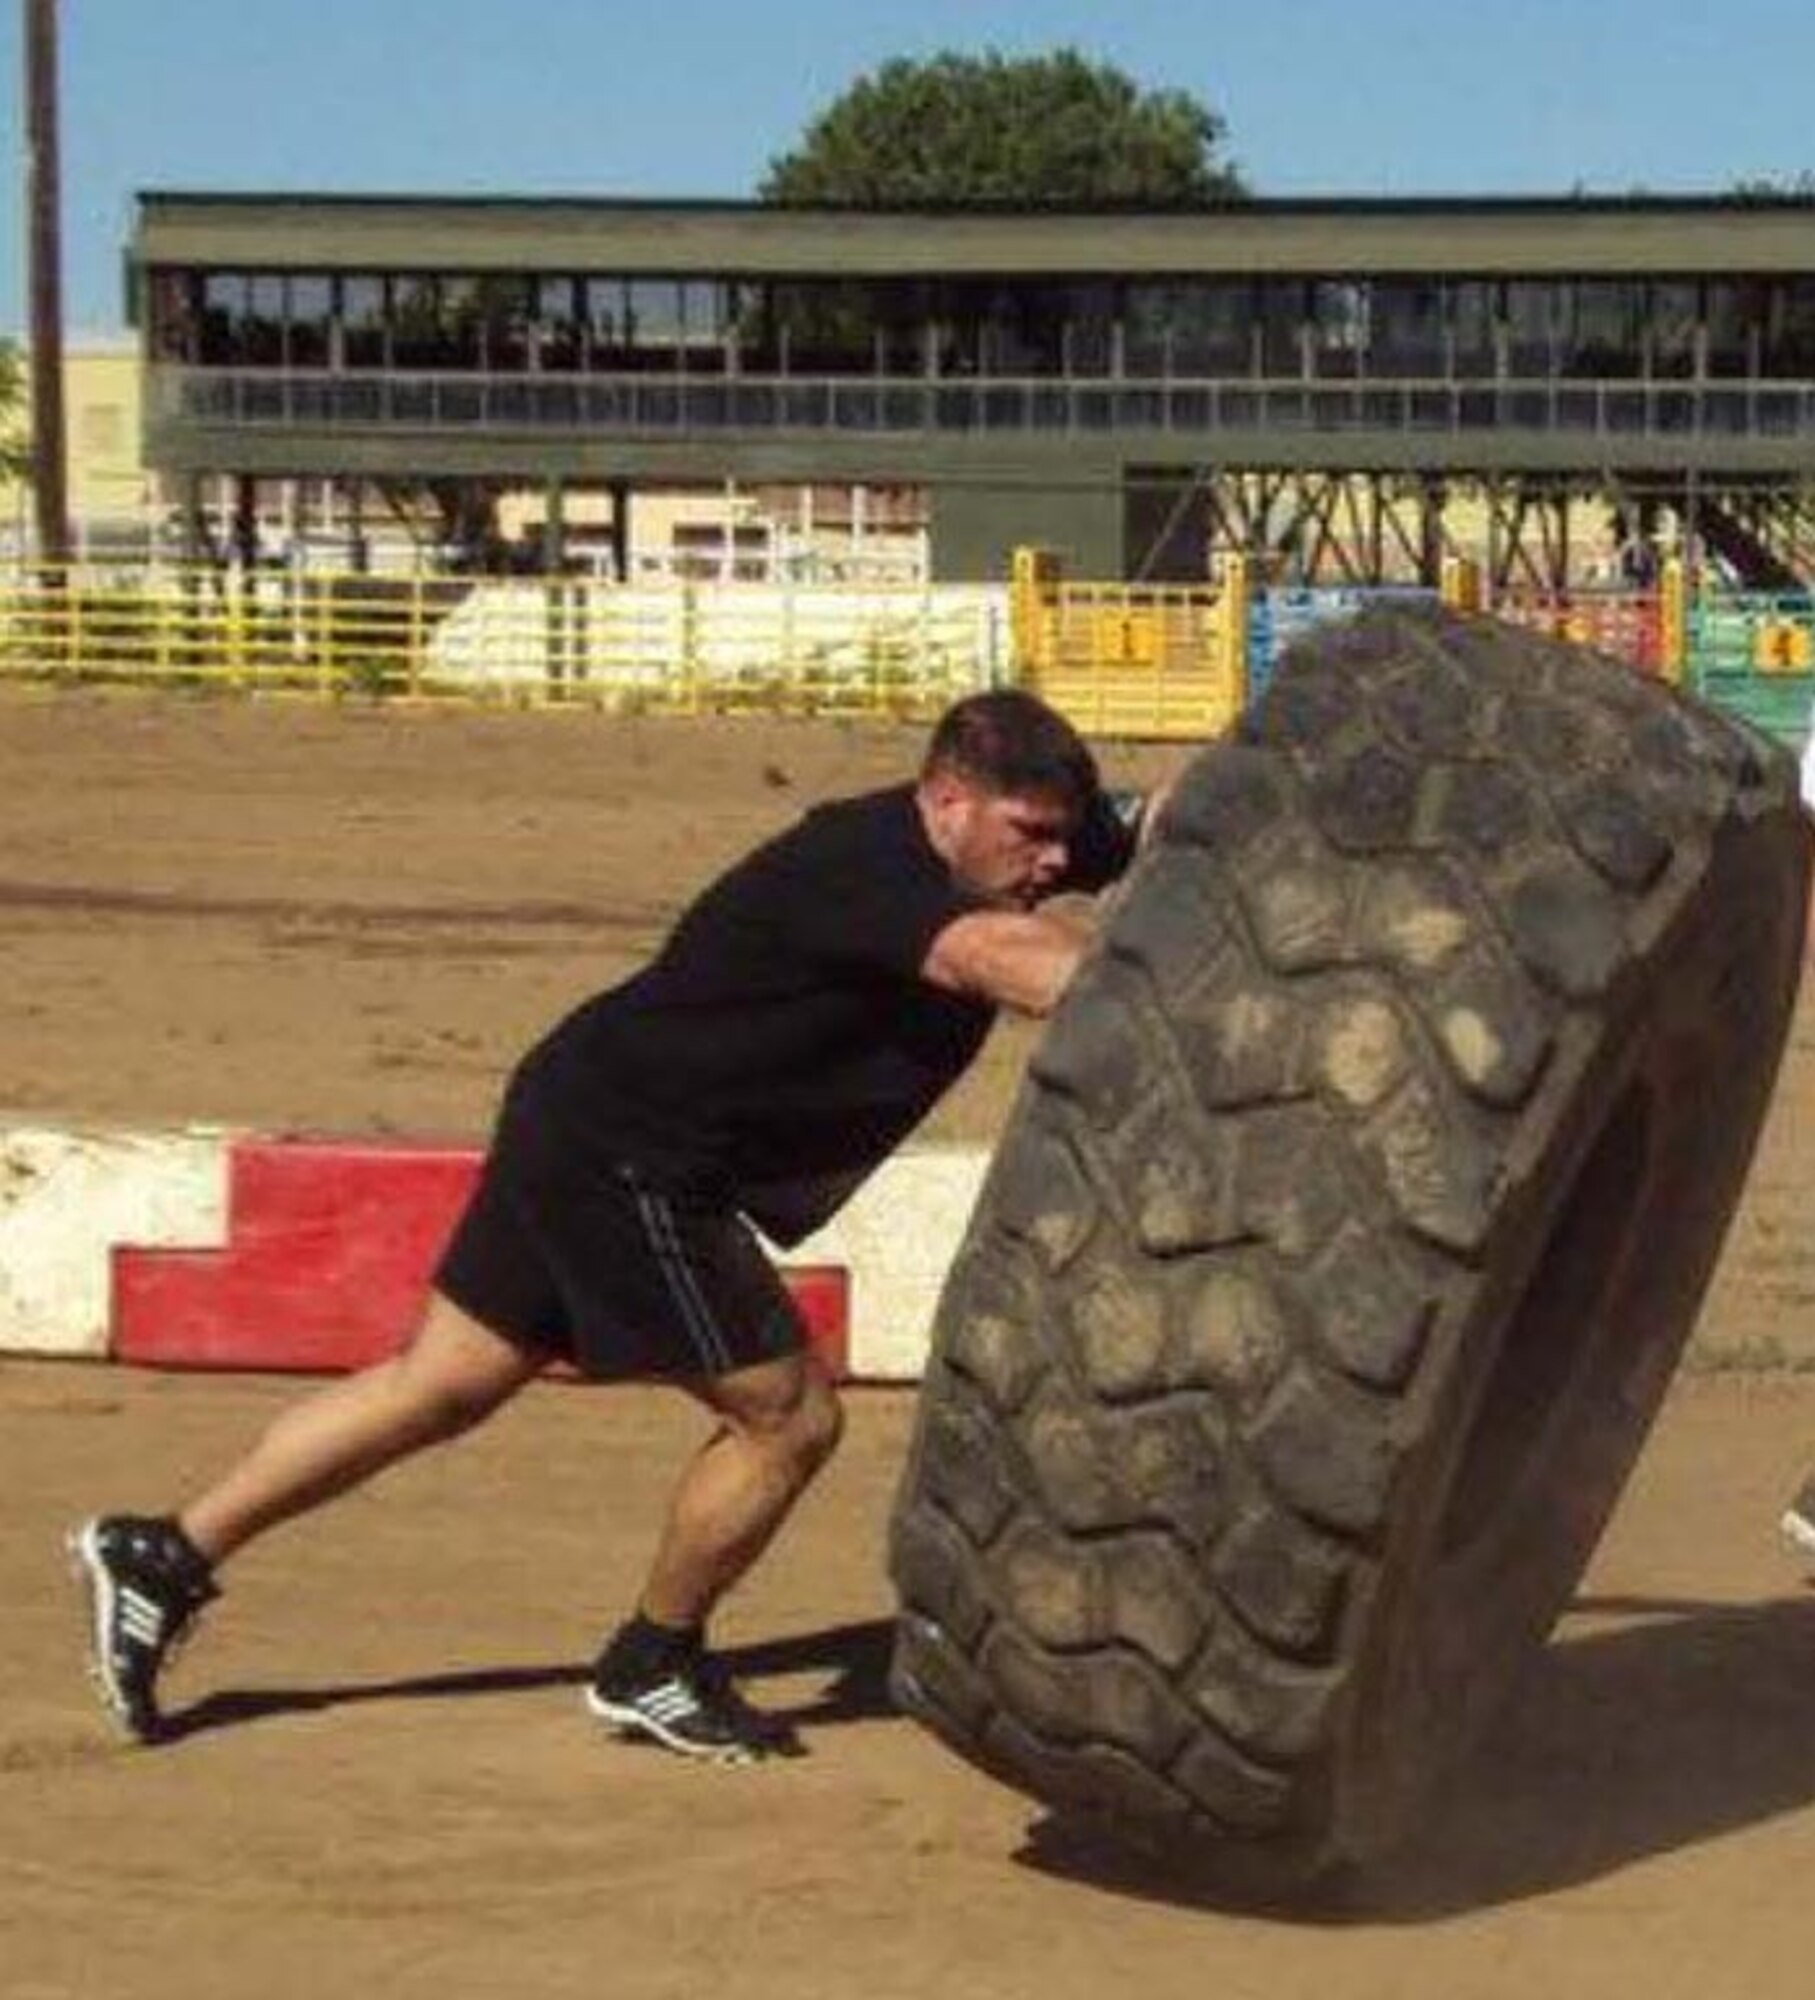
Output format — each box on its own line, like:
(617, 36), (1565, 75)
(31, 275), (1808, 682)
(288, 274), (332, 368)
(672, 280), (722, 374)
(150, 241), (1815, 409)
(871, 279), (928, 376)
(147, 269), (200, 363)
(1257, 280), (1305, 376)
(1559, 280), (1644, 377)
(733, 282), (783, 373)
(1762, 276), (1815, 375)
(1704, 278), (1759, 378)
(1645, 281), (1699, 379)
(436, 276), (483, 369)
(928, 280), (985, 378)
(241, 274), (286, 366)
(721, 280), (764, 371)
(974, 283), (1062, 376)
(1503, 280), (1559, 375)
(1448, 280), (1497, 374)
(773, 281), (879, 376)
(1369, 280), (1445, 377)
(581, 278), (624, 369)
(624, 278), (683, 371)
(1126, 280), (1255, 376)
(198, 272), (247, 365)
(1062, 282), (1116, 377)
(340, 275), (387, 369)
(1309, 280), (1369, 377)
(476, 276), (533, 371)
(535, 276), (582, 371)
(389, 276), (442, 369)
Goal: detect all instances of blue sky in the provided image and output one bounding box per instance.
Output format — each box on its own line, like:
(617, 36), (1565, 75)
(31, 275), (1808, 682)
(4, 0), (1813, 336)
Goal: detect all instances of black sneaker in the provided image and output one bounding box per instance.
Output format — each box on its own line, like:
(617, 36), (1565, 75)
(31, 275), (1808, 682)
(585, 1650), (799, 1764)
(68, 1515), (219, 1743)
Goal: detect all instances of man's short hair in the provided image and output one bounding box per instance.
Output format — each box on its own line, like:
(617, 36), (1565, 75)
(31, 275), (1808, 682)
(921, 690), (1101, 814)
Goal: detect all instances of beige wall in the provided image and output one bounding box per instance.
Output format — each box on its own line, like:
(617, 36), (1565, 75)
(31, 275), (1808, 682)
(1, 337), (151, 546)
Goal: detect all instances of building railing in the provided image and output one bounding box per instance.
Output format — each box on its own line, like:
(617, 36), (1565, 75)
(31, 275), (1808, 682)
(150, 366), (1815, 444)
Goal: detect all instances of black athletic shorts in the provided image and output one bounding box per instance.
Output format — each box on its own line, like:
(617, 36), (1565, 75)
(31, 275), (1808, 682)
(433, 1081), (805, 1382)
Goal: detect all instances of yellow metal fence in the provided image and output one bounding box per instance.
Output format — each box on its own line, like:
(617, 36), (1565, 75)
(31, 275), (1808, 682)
(8, 555), (1802, 749)
(0, 563), (1000, 719)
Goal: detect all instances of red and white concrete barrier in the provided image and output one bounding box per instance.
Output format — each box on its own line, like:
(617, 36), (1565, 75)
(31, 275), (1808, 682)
(0, 1123), (986, 1382)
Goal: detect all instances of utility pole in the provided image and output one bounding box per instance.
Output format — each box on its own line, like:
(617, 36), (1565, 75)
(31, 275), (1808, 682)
(24, 0), (70, 565)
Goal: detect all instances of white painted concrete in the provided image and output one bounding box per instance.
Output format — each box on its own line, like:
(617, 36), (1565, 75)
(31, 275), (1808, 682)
(0, 1120), (985, 1377)
(0, 1125), (229, 1358)
(779, 1144), (989, 1380)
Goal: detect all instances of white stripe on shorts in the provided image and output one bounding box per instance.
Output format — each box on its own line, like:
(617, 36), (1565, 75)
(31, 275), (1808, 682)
(626, 1172), (735, 1374)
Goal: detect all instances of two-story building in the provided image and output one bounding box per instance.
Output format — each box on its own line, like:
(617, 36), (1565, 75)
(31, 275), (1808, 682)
(128, 191), (1815, 586)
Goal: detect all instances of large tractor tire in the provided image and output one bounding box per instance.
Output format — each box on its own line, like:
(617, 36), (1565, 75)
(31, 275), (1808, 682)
(888, 604), (1811, 1891)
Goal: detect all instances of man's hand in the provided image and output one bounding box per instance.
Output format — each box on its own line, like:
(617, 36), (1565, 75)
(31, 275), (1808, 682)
(921, 907), (1093, 1017)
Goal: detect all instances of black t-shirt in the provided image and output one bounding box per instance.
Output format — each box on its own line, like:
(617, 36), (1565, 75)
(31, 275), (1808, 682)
(516, 781), (1133, 1244)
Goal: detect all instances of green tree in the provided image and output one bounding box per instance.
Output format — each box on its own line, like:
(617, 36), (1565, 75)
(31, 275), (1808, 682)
(0, 338), (28, 480)
(760, 48), (1245, 207)
(1731, 172), (1815, 197)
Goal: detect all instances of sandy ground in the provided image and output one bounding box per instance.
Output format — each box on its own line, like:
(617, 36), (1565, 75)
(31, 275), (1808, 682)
(0, 686), (1188, 1144)
(6, 1368), (1814, 2000)
(2, 684), (1814, 1998)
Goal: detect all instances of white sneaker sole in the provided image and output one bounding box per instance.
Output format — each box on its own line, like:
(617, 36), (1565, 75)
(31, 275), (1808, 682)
(1780, 1508), (1815, 1559)
(66, 1522), (141, 1741)
(583, 1685), (760, 1765)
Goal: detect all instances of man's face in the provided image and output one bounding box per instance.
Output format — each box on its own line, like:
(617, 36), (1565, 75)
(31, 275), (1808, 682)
(921, 772), (1079, 907)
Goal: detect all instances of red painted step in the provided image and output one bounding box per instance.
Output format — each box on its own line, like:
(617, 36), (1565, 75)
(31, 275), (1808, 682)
(112, 1139), (850, 1378)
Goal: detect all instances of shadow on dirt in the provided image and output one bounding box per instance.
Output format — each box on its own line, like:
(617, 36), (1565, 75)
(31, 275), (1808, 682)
(158, 1616), (896, 1743)
(1014, 1594), (1815, 1921)
(718, 1617), (896, 1724)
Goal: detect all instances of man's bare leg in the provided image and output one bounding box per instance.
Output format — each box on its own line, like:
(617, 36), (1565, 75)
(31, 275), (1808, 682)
(181, 1291), (544, 1564)
(640, 1352), (844, 1629)
(587, 1351), (843, 1759)
(71, 1292), (542, 1741)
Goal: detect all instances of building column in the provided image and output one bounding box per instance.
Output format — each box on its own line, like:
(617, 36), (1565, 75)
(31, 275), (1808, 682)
(1419, 476), (1447, 589)
(231, 476), (258, 568)
(179, 475), (207, 564)
(544, 476), (566, 573)
(609, 478), (630, 582)
(1484, 479), (1501, 599)
(347, 481), (368, 573)
(282, 478), (303, 566)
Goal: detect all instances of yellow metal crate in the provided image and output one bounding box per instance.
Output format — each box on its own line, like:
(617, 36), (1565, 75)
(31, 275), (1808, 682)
(1011, 566), (1244, 741)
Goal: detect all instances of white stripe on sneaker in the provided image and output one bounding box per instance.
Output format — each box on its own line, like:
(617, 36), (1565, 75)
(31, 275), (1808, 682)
(583, 1681), (759, 1764)
(640, 1681), (701, 1721)
(119, 1589), (168, 1643)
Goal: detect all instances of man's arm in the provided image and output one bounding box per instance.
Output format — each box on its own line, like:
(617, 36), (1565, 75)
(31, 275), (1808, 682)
(921, 908), (1090, 1017)
(918, 766), (1188, 1013)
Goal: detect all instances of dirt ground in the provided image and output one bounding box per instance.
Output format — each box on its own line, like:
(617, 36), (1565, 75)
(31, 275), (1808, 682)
(0, 685), (1188, 1145)
(3, 684), (1815, 1999)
